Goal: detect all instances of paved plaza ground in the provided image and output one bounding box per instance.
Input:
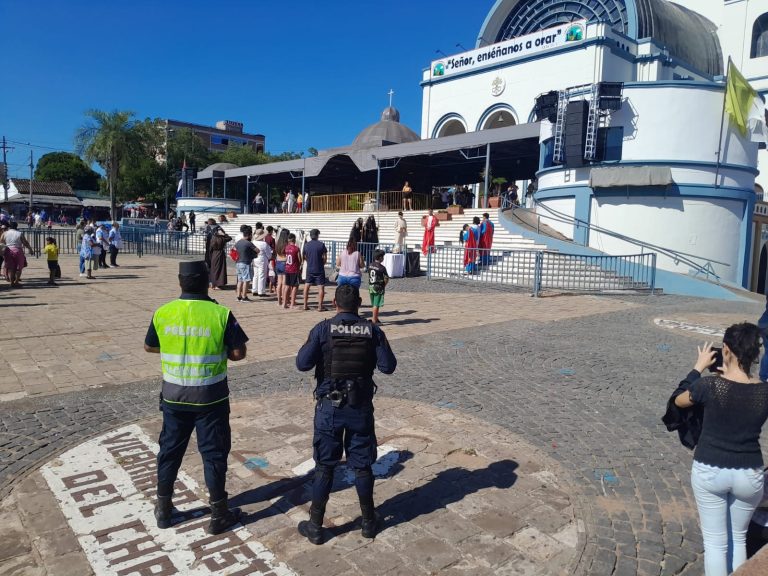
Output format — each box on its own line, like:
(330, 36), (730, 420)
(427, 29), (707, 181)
(1, 253), (768, 574)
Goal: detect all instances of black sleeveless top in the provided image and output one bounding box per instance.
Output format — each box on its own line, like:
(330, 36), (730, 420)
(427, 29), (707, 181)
(690, 376), (768, 469)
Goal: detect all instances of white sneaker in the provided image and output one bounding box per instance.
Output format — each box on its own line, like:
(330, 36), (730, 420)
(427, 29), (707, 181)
(79, 273), (85, 277)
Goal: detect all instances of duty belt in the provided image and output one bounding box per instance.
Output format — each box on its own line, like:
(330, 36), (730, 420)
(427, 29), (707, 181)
(317, 379), (376, 408)
(321, 390), (347, 408)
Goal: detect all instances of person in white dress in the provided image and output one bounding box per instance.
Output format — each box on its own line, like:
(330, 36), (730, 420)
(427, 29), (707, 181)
(393, 211), (408, 253)
(251, 228), (272, 296)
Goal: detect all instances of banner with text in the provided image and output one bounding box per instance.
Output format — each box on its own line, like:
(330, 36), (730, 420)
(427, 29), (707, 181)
(430, 20), (587, 80)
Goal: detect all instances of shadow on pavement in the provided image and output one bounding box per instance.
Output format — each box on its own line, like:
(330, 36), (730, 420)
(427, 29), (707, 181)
(329, 459), (519, 540)
(382, 317), (439, 326)
(378, 309), (416, 317)
(232, 450), (414, 529)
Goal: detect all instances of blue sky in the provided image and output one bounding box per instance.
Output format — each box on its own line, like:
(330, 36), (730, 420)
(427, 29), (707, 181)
(0, 0), (492, 177)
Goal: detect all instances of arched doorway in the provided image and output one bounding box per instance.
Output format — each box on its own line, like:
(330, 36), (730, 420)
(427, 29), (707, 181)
(436, 119), (467, 138)
(758, 243), (768, 295)
(480, 109), (516, 130)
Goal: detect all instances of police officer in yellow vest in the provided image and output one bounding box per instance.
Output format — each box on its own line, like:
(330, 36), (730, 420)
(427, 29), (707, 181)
(144, 260), (248, 535)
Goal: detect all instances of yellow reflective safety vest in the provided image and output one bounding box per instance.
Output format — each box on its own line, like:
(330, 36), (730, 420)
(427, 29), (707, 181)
(153, 298), (230, 408)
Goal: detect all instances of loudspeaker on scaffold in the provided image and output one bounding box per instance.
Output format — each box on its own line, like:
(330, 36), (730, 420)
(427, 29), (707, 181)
(564, 100), (589, 168)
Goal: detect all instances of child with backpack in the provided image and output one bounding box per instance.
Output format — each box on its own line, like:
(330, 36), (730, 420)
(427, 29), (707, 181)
(367, 249), (389, 324)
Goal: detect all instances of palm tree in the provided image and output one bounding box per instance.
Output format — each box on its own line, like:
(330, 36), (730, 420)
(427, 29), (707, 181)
(75, 109), (142, 220)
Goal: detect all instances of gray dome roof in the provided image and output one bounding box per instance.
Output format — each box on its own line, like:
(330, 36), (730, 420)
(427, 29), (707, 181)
(202, 162), (240, 171)
(380, 106), (400, 122)
(352, 106), (420, 149)
(479, 0), (722, 76)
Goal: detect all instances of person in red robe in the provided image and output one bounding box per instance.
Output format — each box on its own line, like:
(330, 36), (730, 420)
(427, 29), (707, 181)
(478, 212), (495, 266)
(463, 217), (480, 274)
(421, 209), (438, 255)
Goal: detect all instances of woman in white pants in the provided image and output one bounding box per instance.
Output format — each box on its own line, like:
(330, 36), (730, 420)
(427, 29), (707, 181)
(675, 323), (768, 575)
(251, 229), (272, 296)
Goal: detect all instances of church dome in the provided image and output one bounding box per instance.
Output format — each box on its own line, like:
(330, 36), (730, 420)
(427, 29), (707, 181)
(351, 106), (420, 149)
(478, 0), (722, 76)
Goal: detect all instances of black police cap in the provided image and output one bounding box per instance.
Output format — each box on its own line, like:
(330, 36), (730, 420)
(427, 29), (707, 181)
(179, 261), (208, 276)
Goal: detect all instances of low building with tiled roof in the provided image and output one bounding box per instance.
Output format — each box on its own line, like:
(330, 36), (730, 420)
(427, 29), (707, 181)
(1, 179), (83, 217)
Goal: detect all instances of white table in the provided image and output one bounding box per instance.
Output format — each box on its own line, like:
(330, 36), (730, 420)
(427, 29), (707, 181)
(383, 253), (405, 278)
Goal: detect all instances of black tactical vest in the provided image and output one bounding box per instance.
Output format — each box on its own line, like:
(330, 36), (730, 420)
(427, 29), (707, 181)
(323, 317), (375, 382)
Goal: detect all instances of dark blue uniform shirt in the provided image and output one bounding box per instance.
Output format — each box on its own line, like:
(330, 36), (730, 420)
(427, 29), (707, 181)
(296, 312), (397, 396)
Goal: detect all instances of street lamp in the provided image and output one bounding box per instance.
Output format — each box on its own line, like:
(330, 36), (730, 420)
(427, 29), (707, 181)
(164, 123), (175, 217)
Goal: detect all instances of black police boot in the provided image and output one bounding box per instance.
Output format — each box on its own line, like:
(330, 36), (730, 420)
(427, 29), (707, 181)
(360, 503), (380, 539)
(206, 496), (242, 535)
(154, 495), (173, 529)
(297, 505), (325, 545)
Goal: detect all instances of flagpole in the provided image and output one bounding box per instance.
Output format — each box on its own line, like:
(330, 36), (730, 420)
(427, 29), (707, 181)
(714, 57), (731, 189)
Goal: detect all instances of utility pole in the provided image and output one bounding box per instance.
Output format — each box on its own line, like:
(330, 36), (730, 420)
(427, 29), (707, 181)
(29, 150), (33, 214)
(1, 136), (14, 203)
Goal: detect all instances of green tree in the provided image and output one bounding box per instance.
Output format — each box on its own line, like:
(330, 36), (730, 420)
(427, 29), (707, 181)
(119, 156), (167, 203)
(75, 109), (143, 219)
(166, 126), (212, 172)
(307, 147), (319, 157)
(214, 143), (263, 167)
(34, 152), (102, 190)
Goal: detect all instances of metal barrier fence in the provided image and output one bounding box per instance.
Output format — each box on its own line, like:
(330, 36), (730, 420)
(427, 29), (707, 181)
(425, 246), (657, 296)
(24, 227), (213, 259)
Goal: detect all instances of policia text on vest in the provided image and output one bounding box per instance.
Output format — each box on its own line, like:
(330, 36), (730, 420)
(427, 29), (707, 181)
(144, 260), (248, 536)
(295, 284), (397, 544)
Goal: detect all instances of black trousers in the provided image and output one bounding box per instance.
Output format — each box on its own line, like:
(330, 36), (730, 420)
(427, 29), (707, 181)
(156, 402), (231, 501)
(312, 399), (376, 508)
(98, 248), (107, 267)
(109, 245), (119, 266)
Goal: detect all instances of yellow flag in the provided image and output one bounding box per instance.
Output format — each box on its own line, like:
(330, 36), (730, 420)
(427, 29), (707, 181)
(725, 60), (757, 137)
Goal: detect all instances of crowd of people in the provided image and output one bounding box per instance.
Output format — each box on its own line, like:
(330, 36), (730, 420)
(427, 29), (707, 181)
(203, 212), (394, 323)
(75, 220), (123, 278)
(278, 190), (310, 214)
(459, 212), (495, 274)
(206, 220), (330, 312)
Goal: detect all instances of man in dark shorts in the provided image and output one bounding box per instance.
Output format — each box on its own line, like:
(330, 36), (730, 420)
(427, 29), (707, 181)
(302, 228), (327, 311)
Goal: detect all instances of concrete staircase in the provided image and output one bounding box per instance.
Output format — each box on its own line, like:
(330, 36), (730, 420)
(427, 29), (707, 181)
(215, 209), (651, 292)
(218, 209), (546, 252)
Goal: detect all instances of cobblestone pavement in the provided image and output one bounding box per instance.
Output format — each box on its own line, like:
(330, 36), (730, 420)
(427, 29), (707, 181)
(1, 255), (767, 574)
(3, 397), (580, 575)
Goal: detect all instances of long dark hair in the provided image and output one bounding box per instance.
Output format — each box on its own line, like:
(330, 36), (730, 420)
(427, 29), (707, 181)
(723, 322), (761, 376)
(347, 238), (357, 254)
(276, 228), (290, 256)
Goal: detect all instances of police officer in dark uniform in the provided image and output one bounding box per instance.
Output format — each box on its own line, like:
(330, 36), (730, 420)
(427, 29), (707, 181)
(296, 284), (397, 544)
(144, 260), (248, 535)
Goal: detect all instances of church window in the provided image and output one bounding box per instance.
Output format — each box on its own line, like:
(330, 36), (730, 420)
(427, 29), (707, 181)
(752, 13), (768, 59)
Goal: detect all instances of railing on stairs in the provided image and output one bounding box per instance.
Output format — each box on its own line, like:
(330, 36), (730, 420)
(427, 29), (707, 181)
(525, 200), (729, 282)
(424, 245), (656, 296)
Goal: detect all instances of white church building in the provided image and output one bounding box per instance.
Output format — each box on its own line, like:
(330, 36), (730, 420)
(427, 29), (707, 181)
(421, 0), (768, 289)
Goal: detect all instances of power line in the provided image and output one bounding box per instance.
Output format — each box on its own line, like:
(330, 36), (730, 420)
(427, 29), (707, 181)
(6, 139), (74, 152)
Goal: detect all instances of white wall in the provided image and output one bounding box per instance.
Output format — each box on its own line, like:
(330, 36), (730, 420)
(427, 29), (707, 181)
(610, 85), (757, 169)
(722, 0), (768, 89)
(535, 83), (759, 285)
(537, 197), (576, 239)
(422, 24), (638, 138)
(589, 195), (744, 283)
